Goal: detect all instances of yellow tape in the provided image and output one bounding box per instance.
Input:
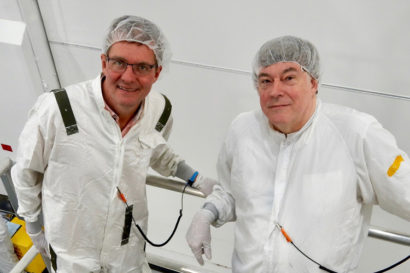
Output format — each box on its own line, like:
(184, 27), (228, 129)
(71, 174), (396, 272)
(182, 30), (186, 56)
(387, 155), (404, 177)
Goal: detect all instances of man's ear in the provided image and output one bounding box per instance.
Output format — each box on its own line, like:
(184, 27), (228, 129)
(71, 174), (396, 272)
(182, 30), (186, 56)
(101, 54), (108, 73)
(310, 77), (319, 94)
(154, 65), (163, 81)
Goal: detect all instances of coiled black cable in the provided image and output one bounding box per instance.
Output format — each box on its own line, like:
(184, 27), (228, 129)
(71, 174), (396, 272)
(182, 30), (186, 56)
(278, 223), (409, 273)
(117, 183), (188, 247)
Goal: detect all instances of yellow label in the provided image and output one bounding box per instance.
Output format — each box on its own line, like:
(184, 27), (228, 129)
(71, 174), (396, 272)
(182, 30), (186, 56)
(387, 155), (404, 177)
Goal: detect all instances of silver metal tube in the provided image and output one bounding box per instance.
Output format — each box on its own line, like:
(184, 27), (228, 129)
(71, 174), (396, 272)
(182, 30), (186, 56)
(368, 227), (410, 246)
(17, 0), (61, 91)
(146, 174), (205, 198)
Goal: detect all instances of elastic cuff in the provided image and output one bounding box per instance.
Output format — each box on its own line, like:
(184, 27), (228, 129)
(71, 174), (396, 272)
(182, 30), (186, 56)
(175, 161), (196, 182)
(27, 229), (43, 237)
(202, 202), (219, 222)
(25, 219), (42, 234)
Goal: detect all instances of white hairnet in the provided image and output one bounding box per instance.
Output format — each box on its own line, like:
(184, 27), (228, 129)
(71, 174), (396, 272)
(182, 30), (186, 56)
(252, 35), (320, 85)
(103, 15), (171, 69)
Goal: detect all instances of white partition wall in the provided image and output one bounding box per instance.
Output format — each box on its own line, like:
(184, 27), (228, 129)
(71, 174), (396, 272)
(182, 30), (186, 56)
(1, 0), (409, 272)
(0, 18), (43, 163)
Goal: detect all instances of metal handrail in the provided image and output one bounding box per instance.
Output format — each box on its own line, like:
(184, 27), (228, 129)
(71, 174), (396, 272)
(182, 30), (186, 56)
(147, 174), (205, 198)
(146, 174), (410, 246)
(9, 246), (39, 273)
(368, 227), (410, 246)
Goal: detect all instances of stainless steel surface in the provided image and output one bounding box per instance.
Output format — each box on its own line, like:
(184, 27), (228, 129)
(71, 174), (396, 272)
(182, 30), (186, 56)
(146, 174), (205, 198)
(17, 0), (61, 90)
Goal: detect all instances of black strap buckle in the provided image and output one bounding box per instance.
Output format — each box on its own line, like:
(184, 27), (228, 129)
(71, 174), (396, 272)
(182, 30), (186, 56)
(51, 88), (79, 135)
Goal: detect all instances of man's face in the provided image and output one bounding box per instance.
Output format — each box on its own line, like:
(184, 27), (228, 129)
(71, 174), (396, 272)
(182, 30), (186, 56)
(257, 62), (318, 134)
(101, 41), (161, 116)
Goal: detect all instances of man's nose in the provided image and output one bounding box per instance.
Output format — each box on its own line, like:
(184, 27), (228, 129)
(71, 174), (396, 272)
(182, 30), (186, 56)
(268, 81), (283, 97)
(121, 65), (136, 81)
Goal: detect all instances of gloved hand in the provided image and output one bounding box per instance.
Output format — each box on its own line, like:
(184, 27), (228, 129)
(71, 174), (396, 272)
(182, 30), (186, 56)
(193, 175), (218, 196)
(29, 230), (49, 257)
(26, 221), (49, 257)
(186, 208), (216, 265)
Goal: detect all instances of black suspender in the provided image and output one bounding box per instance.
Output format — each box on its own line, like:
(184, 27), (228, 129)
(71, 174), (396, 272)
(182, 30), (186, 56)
(155, 94), (172, 132)
(51, 88), (79, 135)
(51, 89), (171, 135)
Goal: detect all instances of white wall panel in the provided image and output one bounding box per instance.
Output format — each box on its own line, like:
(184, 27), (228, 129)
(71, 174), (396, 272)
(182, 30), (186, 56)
(49, 44), (101, 85)
(38, 0), (410, 96)
(0, 0), (23, 20)
(0, 19), (44, 161)
(319, 86), (410, 153)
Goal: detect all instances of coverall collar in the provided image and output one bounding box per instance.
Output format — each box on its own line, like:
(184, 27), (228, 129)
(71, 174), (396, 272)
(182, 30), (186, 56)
(92, 74), (106, 110)
(267, 99), (321, 143)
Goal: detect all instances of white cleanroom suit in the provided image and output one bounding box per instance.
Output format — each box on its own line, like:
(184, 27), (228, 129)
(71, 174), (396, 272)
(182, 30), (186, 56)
(206, 100), (410, 273)
(12, 75), (181, 273)
(0, 217), (18, 273)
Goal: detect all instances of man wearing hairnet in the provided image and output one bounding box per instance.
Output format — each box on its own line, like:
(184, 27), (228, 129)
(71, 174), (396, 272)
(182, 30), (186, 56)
(11, 15), (217, 273)
(186, 36), (410, 272)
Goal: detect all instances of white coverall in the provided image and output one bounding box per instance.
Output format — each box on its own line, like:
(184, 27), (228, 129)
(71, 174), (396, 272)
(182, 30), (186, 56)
(11, 75), (181, 273)
(206, 100), (410, 273)
(0, 217), (18, 273)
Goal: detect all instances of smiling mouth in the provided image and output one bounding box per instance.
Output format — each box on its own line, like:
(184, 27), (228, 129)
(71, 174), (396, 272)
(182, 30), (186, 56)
(118, 86), (138, 92)
(269, 104), (288, 109)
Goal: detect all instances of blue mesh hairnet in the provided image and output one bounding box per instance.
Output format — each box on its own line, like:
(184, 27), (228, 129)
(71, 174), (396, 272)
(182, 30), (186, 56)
(252, 36), (320, 85)
(103, 15), (171, 69)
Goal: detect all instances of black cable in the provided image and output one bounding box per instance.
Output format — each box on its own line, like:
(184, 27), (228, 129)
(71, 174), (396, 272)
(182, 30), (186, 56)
(279, 224), (409, 273)
(117, 184), (188, 247)
(292, 240), (409, 273)
(134, 209), (182, 247)
(290, 242), (337, 273)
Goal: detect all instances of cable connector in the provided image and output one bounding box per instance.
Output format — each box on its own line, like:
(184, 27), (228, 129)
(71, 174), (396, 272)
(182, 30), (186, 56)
(187, 171), (199, 186)
(116, 187), (128, 204)
(276, 223), (292, 243)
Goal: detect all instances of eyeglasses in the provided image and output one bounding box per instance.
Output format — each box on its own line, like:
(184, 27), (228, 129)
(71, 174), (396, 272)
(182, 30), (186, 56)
(106, 56), (157, 75)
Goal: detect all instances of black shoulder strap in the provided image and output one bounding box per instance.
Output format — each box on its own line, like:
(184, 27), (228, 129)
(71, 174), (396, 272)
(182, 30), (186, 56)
(51, 88), (79, 135)
(155, 94), (172, 132)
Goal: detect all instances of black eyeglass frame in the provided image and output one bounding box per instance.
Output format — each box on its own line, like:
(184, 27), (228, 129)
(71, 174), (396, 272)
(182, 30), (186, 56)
(105, 56), (158, 75)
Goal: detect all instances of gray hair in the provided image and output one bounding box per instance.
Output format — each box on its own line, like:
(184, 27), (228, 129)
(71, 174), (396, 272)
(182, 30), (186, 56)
(252, 35), (320, 86)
